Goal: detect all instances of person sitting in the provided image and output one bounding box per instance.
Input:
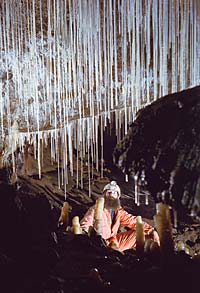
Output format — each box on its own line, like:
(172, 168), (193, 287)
(80, 180), (160, 252)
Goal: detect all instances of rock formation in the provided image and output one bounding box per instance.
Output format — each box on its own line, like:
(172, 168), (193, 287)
(113, 86), (200, 220)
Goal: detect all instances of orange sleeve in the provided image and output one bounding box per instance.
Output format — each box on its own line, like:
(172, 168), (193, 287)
(119, 209), (137, 228)
(120, 209), (154, 234)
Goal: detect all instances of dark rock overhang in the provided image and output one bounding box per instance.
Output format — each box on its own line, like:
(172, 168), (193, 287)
(113, 86), (200, 219)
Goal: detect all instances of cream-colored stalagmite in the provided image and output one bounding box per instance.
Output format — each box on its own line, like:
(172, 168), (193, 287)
(144, 238), (160, 257)
(154, 203), (174, 257)
(71, 216), (82, 235)
(93, 197), (105, 236)
(58, 201), (70, 227)
(136, 216), (145, 254)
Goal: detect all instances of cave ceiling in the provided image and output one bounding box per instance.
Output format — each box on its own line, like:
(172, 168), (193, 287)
(0, 0), (200, 195)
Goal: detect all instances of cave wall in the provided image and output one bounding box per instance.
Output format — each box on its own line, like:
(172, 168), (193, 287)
(113, 86), (200, 219)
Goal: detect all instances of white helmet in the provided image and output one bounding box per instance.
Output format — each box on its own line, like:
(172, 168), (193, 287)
(103, 181), (121, 197)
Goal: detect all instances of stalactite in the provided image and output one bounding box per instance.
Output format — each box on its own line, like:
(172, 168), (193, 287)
(0, 0), (199, 195)
(134, 173), (139, 206)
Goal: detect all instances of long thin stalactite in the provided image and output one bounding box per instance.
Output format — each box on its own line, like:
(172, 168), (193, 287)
(0, 0), (200, 197)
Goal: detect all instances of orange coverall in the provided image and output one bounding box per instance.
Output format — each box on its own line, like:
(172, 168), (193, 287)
(80, 206), (159, 252)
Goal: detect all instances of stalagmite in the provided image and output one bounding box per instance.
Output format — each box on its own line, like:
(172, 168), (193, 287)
(136, 215), (145, 255)
(144, 238), (160, 258)
(58, 201), (70, 227)
(93, 197), (105, 236)
(144, 238), (153, 255)
(71, 215), (82, 235)
(154, 203), (174, 259)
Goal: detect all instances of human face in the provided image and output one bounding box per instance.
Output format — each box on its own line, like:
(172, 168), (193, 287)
(104, 190), (121, 210)
(105, 189), (119, 199)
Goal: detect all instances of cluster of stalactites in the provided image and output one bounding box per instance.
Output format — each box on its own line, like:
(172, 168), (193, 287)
(0, 0), (200, 192)
(0, 109), (130, 198)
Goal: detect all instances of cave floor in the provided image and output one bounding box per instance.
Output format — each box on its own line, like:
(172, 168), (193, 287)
(1, 159), (197, 292)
